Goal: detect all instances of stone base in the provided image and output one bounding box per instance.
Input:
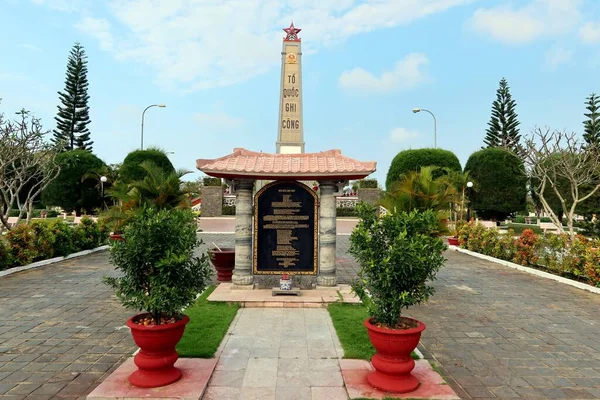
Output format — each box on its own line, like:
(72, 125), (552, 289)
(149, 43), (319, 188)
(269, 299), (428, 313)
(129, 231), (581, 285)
(272, 287), (301, 296)
(231, 283), (255, 290)
(316, 276), (337, 287)
(87, 357), (217, 400)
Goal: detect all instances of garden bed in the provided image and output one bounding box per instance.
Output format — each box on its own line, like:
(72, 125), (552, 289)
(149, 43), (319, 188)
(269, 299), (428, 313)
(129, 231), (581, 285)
(177, 285), (240, 358)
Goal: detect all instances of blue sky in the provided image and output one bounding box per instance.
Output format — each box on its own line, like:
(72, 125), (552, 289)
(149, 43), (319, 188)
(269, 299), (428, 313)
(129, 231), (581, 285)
(1, 0), (600, 184)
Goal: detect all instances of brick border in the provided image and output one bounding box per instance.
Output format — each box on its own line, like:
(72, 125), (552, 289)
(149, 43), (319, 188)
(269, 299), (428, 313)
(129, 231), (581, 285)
(0, 245), (109, 278)
(448, 245), (600, 295)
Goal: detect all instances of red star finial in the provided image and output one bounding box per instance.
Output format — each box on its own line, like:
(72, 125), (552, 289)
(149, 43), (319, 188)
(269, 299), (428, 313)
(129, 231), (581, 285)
(283, 22), (301, 41)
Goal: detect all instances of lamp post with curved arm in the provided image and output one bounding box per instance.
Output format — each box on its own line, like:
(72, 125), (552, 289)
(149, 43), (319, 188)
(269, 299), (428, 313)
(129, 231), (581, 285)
(412, 108), (437, 148)
(141, 104), (166, 150)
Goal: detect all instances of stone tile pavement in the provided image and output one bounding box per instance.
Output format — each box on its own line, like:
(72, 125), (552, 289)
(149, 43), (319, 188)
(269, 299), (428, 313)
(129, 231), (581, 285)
(0, 252), (136, 399)
(1, 234), (600, 399)
(203, 308), (348, 400)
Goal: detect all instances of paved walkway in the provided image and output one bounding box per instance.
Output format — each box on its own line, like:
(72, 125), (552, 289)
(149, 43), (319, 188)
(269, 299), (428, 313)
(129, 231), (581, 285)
(203, 308), (347, 400)
(405, 251), (600, 400)
(0, 252), (136, 399)
(2, 234), (600, 399)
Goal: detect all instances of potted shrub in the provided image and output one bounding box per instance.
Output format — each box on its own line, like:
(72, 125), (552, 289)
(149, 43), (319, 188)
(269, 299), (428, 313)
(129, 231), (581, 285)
(350, 202), (445, 393)
(104, 207), (211, 388)
(208, 246), (235, 282)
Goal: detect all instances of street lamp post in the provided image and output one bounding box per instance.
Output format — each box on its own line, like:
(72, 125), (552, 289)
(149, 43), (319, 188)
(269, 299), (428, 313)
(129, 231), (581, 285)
(141, 104), (166, 150)
(466, 181), (473, 221)
(412, 108), (437, 148)
(100, 176), (108, 210)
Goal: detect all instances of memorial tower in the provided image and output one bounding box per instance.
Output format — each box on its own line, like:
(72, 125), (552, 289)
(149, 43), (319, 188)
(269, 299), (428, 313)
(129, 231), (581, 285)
(276, 22), (304, 154)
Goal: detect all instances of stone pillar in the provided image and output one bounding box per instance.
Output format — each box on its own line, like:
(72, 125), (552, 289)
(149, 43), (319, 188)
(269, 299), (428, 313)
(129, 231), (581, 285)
(232, 180), (255, 288)
(317, 180), (337, 287)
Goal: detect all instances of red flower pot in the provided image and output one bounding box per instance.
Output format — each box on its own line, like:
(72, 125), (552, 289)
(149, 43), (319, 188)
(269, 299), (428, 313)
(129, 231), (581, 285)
(364, 317), (426, 393)
(447, 237), (459, 246)
(109, 233), (124, 241)
(208, 248), (235, 282)
(126, 314), (189, 388)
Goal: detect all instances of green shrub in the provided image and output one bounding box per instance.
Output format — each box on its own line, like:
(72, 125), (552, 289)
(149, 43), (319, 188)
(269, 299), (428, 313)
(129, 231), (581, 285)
(585, 246), (600, 287)
(464, 148), (527, 221)
(513, 229), (538, 266)
(350, 203), (445, 328)
(359, 179), (378, 189)
(203, 177), (222, 187)
(337, 207), (357, 217)
(222, 205), (236, 215)
(46, 210), (59, 218)
(6, 225), (38, 266)
(105, 207), (212, 324)
(120, 149), (175, 184)
(30, 221), (56, 260)
(47, 219), (74, 257)
(386, 148), (461, 189)
(72, 217), (103, 251)
(0, 239), (14, 270)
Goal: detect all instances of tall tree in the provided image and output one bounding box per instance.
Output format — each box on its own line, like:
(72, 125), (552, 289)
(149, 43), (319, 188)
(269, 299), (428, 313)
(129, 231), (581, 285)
(483, 78), (522, 155)
(583, 93), (600, 148)
(53, 42), (92, 152)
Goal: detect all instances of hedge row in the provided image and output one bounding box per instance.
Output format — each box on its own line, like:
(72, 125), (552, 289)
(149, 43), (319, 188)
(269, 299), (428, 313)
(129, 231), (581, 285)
(458, 221), (600, 287)
(6, 209), (60, 218)
(337, 207), (358, 217)
(222, 205), (236, 215)
(0, 218), (107, 271)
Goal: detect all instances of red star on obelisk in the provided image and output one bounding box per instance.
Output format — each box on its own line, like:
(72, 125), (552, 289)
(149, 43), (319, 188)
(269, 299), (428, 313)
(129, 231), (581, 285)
(283, 21), (301, 41)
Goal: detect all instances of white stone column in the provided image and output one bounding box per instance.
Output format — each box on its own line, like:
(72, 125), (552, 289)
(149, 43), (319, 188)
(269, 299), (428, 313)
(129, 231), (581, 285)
(317, 180), (337, 287)
(232, 180), (255, 288)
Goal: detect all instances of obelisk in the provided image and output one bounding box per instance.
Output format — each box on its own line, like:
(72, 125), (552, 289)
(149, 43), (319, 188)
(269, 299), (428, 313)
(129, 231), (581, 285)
(276, 22), (304, 154)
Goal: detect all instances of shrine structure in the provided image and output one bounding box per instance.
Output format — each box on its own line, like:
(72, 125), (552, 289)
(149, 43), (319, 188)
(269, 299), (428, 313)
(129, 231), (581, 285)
(196, 23), (376, 288)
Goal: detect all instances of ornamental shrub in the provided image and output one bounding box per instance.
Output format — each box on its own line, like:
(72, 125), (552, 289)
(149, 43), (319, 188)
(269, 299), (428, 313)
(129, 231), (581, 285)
(584, 246), (600, 287)
(349, 202), (445, 328)
(222, 205), (236, 215)
(120, 149), (175, 184)
(72, 217), (103, 251)
(30, 221), (56, 260)
(513, 229), (538, 266)
(386, 148), (461, 189)
(6, 225), (37, 266)
(336, 207), (358, 217)
(203, 177), (222, 187)
(0, 239), (14, 270)
(47, 219), (74, 257)
(105, 207), (212, 325)
(464, 148), (527, 221)
(359, 179), (378, 189)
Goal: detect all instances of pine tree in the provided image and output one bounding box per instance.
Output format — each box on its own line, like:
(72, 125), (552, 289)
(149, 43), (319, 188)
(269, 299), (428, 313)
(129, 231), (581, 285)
(53, 42), (93, 151)
(483, 78), (522, 155)
(583, 93), (600, 148)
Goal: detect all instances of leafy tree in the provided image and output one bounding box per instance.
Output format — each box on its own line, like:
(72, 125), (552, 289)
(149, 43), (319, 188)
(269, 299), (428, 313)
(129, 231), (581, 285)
(119, 148), (174, 184)
(483, 78), (522, 155)
(583, 93), (600, 148)
(386, 148), (461, 189)
(464, 147), (527, 221)
(181, 178), (203, 199)
(0, 107), (61, 230)
(525, 127), (600, 241)
(42, 150), (106, 215)
(53, 42), (92, 151)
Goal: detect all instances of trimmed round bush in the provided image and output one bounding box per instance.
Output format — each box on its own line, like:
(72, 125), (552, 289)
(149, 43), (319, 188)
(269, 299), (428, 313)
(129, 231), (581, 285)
(464, 148), (527, 221)
(120, 149), (175, 183)
(386, 148), (462, 189)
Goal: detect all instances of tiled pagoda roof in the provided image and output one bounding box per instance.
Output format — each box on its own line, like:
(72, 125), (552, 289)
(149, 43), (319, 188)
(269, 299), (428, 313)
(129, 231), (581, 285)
(196, 148), (376, 180)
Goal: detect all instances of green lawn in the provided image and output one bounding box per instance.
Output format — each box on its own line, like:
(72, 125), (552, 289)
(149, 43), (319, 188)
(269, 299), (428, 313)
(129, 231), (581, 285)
(327, 302), (419, 361)
(176, 285), (239, 358)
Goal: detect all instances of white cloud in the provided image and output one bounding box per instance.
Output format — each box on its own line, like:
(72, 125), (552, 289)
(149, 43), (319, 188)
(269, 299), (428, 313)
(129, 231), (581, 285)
(468, 0), (583, 44)
(339, 53), (430, 93)
(21, 44), (43, 52)
(74, 17), (114, 51)
(580, 22), (600, 44)
(389, 128), (420, 143)
(194, 111), (243, 130)
(34, 0), (471, 92)
(545, 47), (572, 68)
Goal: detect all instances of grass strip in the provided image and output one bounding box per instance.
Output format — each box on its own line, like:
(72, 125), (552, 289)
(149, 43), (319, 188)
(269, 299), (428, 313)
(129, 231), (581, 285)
(177, 285), (239, 358)
(328, 303), (419, 361)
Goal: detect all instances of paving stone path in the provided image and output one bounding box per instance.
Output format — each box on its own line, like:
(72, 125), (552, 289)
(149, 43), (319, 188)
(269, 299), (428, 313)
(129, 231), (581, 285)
(0, 252), (136, 399)
(2, 234), (600, 399)
(203, 308), (347, 400)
